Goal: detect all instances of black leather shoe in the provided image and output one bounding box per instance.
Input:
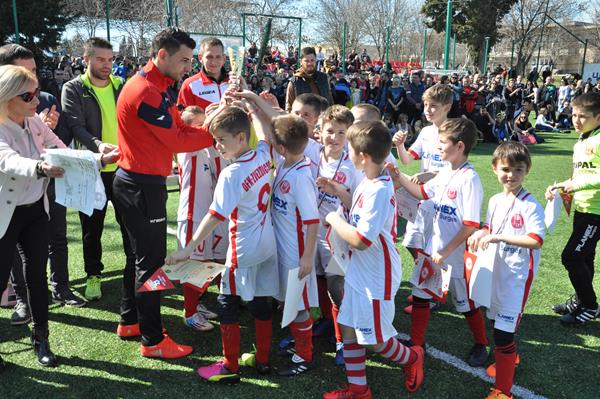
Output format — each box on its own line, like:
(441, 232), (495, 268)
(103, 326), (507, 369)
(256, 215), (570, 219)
(32, 331), (58, 367)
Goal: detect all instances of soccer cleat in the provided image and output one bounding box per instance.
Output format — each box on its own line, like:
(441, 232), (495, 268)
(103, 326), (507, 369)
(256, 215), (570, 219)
(51, 289), (87, 308)
(278, 335), (295, 349)
(552, 294), (579, 315)
(10, 301), (31, 326)
(485, 388), (514, 399)
(486, 354), (520, 378)
(240, 351), (272, 374)
(404, 346), (424, 393)
(196, 303), (218, 320)
(335, 341), (345, 366)
(184, 311), (214, 331)
(197, 360), (241, 383)
(467, 344), (489, 367)
(140, 335), (192, 359)
(84, 276), (102, 300)
(117, 323), (141, 338)
(559, 305), (599, 326)
(323, 385), (373, 399)
(278, 353), (315, 377)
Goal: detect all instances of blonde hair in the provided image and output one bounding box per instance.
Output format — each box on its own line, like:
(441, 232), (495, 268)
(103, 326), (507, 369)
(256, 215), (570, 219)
(0, 65), (37, 122)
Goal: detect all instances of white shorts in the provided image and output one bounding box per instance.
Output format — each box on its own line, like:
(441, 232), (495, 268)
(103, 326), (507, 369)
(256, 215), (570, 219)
(275, 262), (319, 311)
(177, 220), (228, 261)
(337, 284), (397, 345)
(412, 276), (477, 313)
(486, 307), (521, 333)
(402, 202), (434, 249)
(315, 224), (331, 276)
(220, 255), (279, 301)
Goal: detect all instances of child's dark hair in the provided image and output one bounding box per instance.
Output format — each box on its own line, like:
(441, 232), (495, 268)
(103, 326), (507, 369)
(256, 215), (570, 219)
(321, 105), (355, 128)
(347, 121), (391, 164)
(438, 118), (479, 156)
(295, 93), (328, 114)
(492, 142), (532, 172)
(209, 106), (250, 140)
(272, 114), (309, 155)
(572, 92), (600, 116)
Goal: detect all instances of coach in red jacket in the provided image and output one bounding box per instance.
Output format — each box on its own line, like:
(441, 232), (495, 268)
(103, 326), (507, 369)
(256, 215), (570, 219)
(112, 28), (214, 359)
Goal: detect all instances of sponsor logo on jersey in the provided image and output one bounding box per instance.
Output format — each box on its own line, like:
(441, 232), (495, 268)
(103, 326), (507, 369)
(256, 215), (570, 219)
(358, 327), (373, 335)
(203, 163), (210, 171)
(199, 90), (216, 96)
(422, 152), (443, 162)
(511, 213), (524, 229)
(280, 180), (291, 194)
(497, 312), (515, 322)
(575, 224), (598, 252)
(447, 188), (457, 200)
(334, 171), (347, 184)
(573, 161), (596, 169)
(434, 203), (458, 223)
(272, 195), (288, 211)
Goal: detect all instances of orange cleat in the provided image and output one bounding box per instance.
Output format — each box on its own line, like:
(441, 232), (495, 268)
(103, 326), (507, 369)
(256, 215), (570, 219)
(322, 385), (372, 399)
(485, 388), (514, 399)
(404, 346), (424, 393)
(117, 323), (141, 338)
(140, 335), (193, 359)
(485, 354), (520, 378)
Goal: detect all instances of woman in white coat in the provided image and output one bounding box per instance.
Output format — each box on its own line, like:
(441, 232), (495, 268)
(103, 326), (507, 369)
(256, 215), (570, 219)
(0, 65), (117, 370)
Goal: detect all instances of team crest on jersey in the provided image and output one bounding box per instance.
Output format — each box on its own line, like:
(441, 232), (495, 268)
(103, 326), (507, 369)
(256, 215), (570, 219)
(511, 213), (524, 229)
(447, 188), (457, 200)
(280, 180), (291, 194)
(356, 196), (364, 208)
(334, 171), (347, 184)
(390, 195), (396, 207)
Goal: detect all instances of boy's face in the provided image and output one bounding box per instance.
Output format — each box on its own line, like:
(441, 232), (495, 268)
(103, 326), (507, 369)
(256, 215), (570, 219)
(493, 160), (528, 192)
(291, 102), (319, 132)
(424, 100), (450, 124)
(572, 106), (600, 134)
(437, 135), (464, 162)
(321, 120), (347, 155)
(212, 129), (246, 160)
(348, 143), (363, 170)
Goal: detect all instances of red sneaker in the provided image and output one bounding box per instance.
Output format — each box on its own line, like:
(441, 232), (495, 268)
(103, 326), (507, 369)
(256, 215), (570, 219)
(322, 385), (372, 399)
(140, 335), (192, 359)
(485, 388), (514, 399)
(117, 323), (140, 338)
(404, 346), (424, 392)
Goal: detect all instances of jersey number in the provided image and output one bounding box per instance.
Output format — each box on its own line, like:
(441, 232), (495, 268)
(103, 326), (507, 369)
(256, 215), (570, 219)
(257, 183), (271, 213)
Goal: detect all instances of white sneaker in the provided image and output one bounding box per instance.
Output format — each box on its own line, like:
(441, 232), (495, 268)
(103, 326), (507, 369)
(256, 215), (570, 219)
(184, 311), (214, 331)
(196, 303), (218, 320)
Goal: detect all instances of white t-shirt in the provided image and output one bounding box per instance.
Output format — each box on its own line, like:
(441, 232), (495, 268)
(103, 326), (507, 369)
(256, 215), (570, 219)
(485, 190), (545, 313)
(408, 124), (448, 172)
(271, 157), (320, 266)
(304, 138), (321, 179)
(346, 175), (401, 300)
(317, 150), (363, 221)
(209, 141), (275, 268)
(421, 164), (483, 277)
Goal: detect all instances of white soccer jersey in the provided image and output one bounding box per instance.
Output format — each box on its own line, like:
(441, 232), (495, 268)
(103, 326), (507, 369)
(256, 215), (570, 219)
(304, 138), (321, 179)
(408, 124), (448, 172)
(346, 175), (401, 300)
(177, 149), (213, 223)
(209, 141), (275, 268)
(317, 151), (363, 221)
(421, 164), (483, 277)
(271, 157), (320, 266)
(485, 190), (545, 313)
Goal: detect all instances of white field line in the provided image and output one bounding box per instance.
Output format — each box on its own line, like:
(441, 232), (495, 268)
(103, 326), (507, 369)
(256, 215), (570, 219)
(396, 333), (548, 399)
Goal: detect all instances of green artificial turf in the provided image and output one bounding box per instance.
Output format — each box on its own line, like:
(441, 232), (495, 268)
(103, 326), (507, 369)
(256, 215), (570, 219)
(1, 132), (598, 399)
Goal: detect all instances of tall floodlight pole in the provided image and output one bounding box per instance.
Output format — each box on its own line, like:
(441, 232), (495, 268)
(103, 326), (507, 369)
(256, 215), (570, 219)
(535, 0), (551, 71)
(421, 29), (427, 68)
(342, 22), (348, 74)
(443, 0), (452, 69)
(581, 39), (588, 77)
(12, 0), (19, 43)
(452, 32), (456, 69)
(385, 26), (391, 67)
(483, 36), (491, 74)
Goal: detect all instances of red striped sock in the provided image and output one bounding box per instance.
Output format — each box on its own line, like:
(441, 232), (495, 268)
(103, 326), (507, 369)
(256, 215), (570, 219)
(465, 309), (489, 346)
(410, 299), (430, 346)
(343, 339), (368, 389)
(254, 319), (272, 365)
(220, 323), (240, 372)
(291, 318), (313, 362)
(317, 276), (333, 320)
(495, 342), (517, 396)
(183, 284), (200, 318)
(374, 337), (416, 365)
(331, 304), (343, 343)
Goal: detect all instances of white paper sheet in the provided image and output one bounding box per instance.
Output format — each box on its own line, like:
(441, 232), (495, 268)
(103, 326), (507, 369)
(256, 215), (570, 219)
(544, 188), (562, 234)
(42, 149), (105, 216)
(325, 225), (349, 276)
(409, 250), (451, 302)
(162, 260), (226, 292)
(468, 245), (498, 308)
(281, 268), (308, 328)
(395, 187), (419, 223)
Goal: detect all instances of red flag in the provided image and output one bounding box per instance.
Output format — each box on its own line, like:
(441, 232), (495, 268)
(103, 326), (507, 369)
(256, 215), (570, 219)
(416, 250), (434, 284)
(138, 268), (175, 292)
(463, 250), (477, 296)
(560, 192), (573, 216)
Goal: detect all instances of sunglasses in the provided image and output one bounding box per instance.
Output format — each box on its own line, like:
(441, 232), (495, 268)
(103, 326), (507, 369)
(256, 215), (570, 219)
(16, 88), (40, 103)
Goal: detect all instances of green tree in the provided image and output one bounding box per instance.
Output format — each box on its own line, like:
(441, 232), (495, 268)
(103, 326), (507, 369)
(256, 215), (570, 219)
(421, 0), (517, 71)
(0, 0), (75, 61)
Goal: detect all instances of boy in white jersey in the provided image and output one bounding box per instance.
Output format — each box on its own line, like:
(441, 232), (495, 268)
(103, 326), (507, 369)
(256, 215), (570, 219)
(391, 118), (489, 367)
(323, 121), (424, 399)
(166, 106), (277, 383)
(313, 105), (361, 365)
(468, 143), (544, 399)
(177, 106), (226, 332)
